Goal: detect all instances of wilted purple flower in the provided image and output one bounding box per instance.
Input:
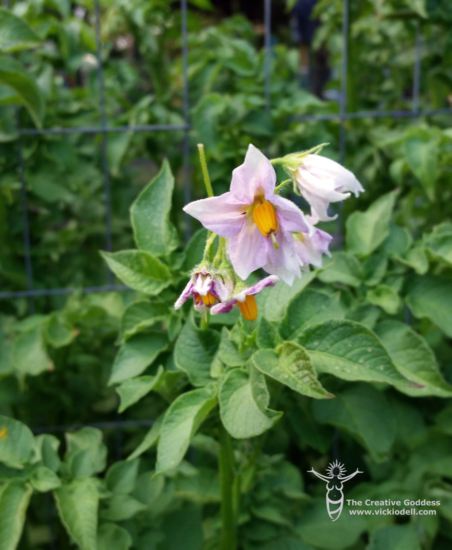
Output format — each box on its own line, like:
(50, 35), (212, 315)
(211, 275), (279, 321)
(175, 268), (230, 312)
(184, 145), (309, 285)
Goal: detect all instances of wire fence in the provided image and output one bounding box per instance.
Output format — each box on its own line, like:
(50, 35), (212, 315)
(2, 0), (452, 306)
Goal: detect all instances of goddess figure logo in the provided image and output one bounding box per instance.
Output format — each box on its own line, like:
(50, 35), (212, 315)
(308, 460), (362, 521)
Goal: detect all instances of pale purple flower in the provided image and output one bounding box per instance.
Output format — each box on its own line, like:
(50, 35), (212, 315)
(174, 268), (230, 312)
(293, 219), (332, 270)
(211, 275), (279, 318)
(293, 155), (364, 223)
(184, 145), (309, 285)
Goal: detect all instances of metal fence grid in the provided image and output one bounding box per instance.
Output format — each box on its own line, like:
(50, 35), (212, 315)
(2, 0), (452, 545)
(2, 0), (452, 306)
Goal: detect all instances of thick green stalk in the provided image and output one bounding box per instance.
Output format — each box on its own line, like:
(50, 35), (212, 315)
(197, 143), (214, 198)
(219, 423), (237, 550)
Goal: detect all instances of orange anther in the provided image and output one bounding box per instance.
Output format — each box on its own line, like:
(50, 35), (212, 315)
(237, 294), (258, 321)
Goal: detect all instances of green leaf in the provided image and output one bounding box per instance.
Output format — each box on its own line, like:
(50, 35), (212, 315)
(45, 312), (77, 348)
(100, 250), (172, 296)
(382, 225), (412, 256)
(256, 271), (316, 322)
(279, 290), (344, 341)
(182, 228), (208, 272)
(346, 190), (399, 257)
(174, 318), (219, 386)
(34, 434), (61, 473)
(106, 459), (139, 495)
(117, 366), (165, 412)
(101, 494), (147, 521)
(13, 325), (53, 376)
(127, 415), (163, 462)
(0, 56), (44, 128)
(0, 479), (33, 550)
(368, 524), (422, 550)
(405, 275), (452, 337)
(375, 320), (452, 397)
(118, 300), (168, 343)
(54, 478), (99, 550)
(260, 537), (316, 550)
(156, 388), (217, 475)
(424, 222), (452, 266)
(97, 523), (132, 550)
(256, 317), (281, 349)
(405, 137), (437, 200)
(161, 506), (204, 550)
(313, 383), (396, 461)
(396, 246), (429, 274)
(64, 428), (107, 479)
(0, 9), (40, 52)
(29, 466), (61, 492)
(192, 93), (226, 154)
(131, 160), (179, 257)
(0, 415), (35, 469)
(132, 470), (164, 506)
(218, 327), (247, 366)
(286, 397), (334, 453)
(219, 367), (282, 439)
(362, 253), (388, 287)
(175, 467), (220, 503)
(252, 342), (333, 399)
(345, 304), (380, 330)
(296, 499), (366, 550)
(366, 285), (401, 315)
(317, 252), (362, 287)
(109, 332), (168, 385)
(107, 131), (132, 177)
(297, 320), (410, 387)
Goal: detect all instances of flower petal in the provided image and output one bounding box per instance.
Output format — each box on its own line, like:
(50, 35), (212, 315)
(234, 275), (279, 302)
(270, 194), (310, 233)
(294, 220), (332, 269)
(183, 193), (245, 238)
(264, 230), (301, 285)
(262, 262), (296, 286)
(230, 144), (276, 204)
(303, 155), (364, 196)
(228, 217), (272, 280)
(193, 272), (213, 296)
(211, 277), (231, 302)
(211, 300), (237, 315)
(174, 279), (194, 309)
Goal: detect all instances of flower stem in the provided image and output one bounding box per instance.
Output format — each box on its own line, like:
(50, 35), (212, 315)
(219, 423), (237, 550)
(200, 311), (210, 330)
(274, 179), (292, 193)
(198, 143), (214, 198)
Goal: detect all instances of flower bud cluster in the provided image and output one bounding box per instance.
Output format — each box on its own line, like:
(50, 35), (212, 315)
(175, 143), (364, 321)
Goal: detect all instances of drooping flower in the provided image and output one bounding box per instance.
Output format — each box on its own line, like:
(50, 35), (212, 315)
(211, 275), (279, 321)
(175, 268), (231, 313)
(293, 218), (332, 270)
(282, 153), (364, 223)
(184, 145), (309, 285)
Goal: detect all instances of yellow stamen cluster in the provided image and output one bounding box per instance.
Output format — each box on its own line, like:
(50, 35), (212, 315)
(201, 292), (217, 306)
(237, 294), (258, 322)
(253, 201), (279, 249)
(195, 292), (217, 307)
